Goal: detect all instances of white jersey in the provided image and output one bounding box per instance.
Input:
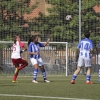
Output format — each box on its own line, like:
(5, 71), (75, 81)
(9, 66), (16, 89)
(11, 41), (24, 59)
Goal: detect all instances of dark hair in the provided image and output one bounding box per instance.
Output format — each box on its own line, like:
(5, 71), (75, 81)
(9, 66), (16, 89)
(28, 35), (38, 46)
(84, 31), (90, 38)
(13, 35), (17, 44)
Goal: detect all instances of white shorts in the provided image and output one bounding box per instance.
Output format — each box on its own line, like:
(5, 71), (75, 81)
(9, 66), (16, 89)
(98, 55), (100, 65)
(77, 56), (91, 67)
(30, 58), (44, 66)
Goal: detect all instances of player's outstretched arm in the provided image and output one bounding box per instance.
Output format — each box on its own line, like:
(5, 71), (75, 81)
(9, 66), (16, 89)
(44, 38), (50, 47)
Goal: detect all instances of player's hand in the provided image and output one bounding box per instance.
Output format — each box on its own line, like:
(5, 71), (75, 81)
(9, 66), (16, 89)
(20, 50), (23, 54)
(47, 38), (50, 43)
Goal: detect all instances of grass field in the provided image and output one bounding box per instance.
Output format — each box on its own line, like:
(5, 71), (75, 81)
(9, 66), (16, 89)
(0, 75), (100, 100)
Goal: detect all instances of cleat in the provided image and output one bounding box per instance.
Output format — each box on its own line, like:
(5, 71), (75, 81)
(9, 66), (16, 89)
(44, 80), (50, 83)
(12, 80), (18, 83)
(86, 81), (93, 84)
(15, 68), (19, 74)
(71, 80), (75, 84)
(32, 80), (38, 83)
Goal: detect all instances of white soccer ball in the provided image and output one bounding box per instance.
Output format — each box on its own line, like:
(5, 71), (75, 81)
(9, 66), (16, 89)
(66, 15), (72, 21)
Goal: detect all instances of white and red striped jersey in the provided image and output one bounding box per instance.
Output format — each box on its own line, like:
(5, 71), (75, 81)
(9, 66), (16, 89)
(11, 41), (25, 59)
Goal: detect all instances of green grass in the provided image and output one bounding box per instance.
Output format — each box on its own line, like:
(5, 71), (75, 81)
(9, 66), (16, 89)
(0, 75), (100, 100)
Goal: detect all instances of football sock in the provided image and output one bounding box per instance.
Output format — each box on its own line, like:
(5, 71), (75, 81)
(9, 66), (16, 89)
(72, 74), (77, 80)
(42, 69), (46, 80)
(13, 73), (19, 81)
(86, 75), (91, 82)
(33, 69), (38, 80)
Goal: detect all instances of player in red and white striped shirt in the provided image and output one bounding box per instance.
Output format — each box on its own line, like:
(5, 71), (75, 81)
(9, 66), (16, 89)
(11, 35), (28, 82)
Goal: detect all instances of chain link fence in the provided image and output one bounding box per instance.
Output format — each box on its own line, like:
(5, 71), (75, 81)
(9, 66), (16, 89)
(0, 0), (100, 75)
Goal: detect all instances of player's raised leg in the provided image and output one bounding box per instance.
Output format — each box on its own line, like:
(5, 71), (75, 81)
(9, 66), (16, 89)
(17, 58), (28, 71)
(12, 58), (28, 82)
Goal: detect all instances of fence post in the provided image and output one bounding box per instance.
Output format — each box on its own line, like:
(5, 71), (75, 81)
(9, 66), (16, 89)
(66, 42), (68, 76)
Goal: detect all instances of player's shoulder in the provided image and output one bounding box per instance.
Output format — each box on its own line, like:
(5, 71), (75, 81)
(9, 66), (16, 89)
(29, 42), (34, 46)
(36, 42), (41, 44)
(36, 42), (42, 45)
(98, 42), (100, 47)
(16, 41), (20, 45)
(87, 39), (93, 44)
(82, 38), (93, 43)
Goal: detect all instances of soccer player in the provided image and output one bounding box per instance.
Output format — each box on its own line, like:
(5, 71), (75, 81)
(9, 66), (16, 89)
(11, 35), (28, 82)
(28, 35), (50, 83)
(71, 31), (94, 84)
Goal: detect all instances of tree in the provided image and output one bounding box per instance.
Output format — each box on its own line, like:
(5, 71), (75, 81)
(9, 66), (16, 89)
(81, 0), (100, 47)
(30, 0), (79, 42)
(0, 0), (38, 40)
(30, 0), (100, 45)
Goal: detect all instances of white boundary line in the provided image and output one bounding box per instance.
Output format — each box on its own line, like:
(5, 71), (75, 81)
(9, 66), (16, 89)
(0, 94), (92, 100)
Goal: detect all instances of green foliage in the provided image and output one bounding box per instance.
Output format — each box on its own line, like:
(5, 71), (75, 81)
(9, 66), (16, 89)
(30, 0), (100, 46)
(0, 0), (38, 41)
(81, 0), (100, 46)
(31, 0), (79, 42)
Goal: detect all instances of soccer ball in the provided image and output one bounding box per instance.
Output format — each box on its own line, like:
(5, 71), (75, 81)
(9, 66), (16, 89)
(66, 15), (72, 21)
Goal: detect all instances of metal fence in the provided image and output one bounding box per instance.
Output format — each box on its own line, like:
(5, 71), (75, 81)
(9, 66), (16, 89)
(0, 42), (67, 75)
(0, 0), (100, 75)
(0, 41), (99, 76)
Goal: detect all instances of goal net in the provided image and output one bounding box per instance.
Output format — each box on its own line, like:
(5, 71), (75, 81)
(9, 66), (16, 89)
(0, 41), (99, 76)
(0, 41), (70, 76)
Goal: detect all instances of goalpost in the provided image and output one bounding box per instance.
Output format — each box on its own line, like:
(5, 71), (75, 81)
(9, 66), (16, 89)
(0, 41), (68, 76)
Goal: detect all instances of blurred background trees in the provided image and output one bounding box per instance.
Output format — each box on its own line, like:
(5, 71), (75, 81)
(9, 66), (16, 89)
(0, 0), (100, 46)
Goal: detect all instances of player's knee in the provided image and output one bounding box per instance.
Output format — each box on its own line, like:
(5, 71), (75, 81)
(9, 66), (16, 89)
(87, 67), (91, 70)
(77, 67), (81, 71)
(39, 66), (44, 70)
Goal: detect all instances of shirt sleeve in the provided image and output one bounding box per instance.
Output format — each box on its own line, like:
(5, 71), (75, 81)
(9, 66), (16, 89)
(77, 41), (81, 49)
(19, 41), (25, 48)
(28, 44), (32, 52)
(90, 41), (93, 50)
(98, 43), (100, 48)
(38, 42), (45, 47)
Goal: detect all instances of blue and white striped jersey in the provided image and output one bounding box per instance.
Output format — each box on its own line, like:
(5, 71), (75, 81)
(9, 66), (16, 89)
(77, 38), (93, 58)
(28, 42), (44, 59)
(98, 43), (100, 48)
